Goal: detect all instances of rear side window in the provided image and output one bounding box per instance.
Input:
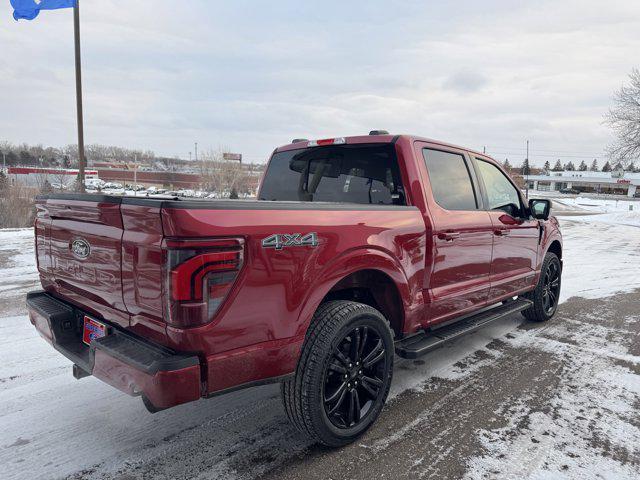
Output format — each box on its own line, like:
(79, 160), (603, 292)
(422, 148), (478, 210)
(259, 144), (405, 205)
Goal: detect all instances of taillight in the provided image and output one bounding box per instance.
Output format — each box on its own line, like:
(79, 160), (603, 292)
(163, 238), (244, 328)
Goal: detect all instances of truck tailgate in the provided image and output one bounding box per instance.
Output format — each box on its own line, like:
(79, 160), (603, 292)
(41, 196), (128, 321)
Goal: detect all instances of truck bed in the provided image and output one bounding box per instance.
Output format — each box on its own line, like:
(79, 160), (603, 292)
(33, 193), (426, 395)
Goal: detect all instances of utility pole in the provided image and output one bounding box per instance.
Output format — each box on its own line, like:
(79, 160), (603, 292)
(73, 0), (86, 192)
(483, 146), (486, 154)
(525, 139), (529, 199)
(194, 142), (198, 162)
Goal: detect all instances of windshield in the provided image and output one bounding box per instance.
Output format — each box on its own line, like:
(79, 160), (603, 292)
(258, 144), (405, 205)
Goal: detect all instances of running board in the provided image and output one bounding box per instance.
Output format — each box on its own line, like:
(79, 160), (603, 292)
(395, 298), (533, 359)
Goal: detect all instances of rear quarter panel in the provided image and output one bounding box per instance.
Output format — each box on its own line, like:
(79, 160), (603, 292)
(161, 205), (426, 392)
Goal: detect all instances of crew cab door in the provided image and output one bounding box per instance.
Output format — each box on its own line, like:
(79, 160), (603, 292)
(473, 157), (539, 299)
(416, 143), (494, 325)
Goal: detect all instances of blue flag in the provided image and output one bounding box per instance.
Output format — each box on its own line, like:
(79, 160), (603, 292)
(11, 0), (77, 21)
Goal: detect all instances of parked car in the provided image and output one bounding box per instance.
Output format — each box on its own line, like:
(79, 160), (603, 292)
(27, 132), (563, 447)
(559, 187), (580, 194)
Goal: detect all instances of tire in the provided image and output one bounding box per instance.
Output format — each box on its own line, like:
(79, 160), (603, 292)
(281, 300), (394, 447)
(523, 251), (562, 322)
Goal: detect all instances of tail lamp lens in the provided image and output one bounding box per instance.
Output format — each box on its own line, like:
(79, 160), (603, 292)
(164, 239), (243, 328)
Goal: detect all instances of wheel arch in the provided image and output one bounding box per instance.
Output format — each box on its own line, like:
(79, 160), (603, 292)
(295, 248), (412, 340)
(547, 239), (562, 261)
(321, 269), (404, 338)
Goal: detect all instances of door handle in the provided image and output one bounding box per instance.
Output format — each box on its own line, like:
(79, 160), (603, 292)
(494, 229), (510, 236)
(437, 231), (460, 241)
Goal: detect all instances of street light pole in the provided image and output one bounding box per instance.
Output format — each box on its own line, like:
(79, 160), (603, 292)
(74, 0), (85, 192)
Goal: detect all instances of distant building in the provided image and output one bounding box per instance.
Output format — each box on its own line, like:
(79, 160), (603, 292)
(525, 169), (640, 197)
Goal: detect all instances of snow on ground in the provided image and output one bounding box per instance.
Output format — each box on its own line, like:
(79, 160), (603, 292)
(559, 216), (640, 301)
(0, 229), (40, 298)
(0, 207), (639, 480)
(464, 294), (640, 480)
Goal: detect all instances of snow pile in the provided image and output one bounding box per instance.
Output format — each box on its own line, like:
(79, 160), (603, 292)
(561, 210), (640, 228)
(560, 196), (639, 214)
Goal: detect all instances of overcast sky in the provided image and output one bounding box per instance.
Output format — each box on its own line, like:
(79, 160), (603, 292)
(1, 0), (639, 165)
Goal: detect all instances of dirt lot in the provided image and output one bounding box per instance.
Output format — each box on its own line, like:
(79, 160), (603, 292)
(1, 217), (639, 480)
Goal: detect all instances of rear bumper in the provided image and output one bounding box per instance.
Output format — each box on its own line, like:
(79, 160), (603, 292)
(26, 290), (202, 410)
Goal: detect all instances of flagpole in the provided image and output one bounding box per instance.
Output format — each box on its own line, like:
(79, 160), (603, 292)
(74, 0), (85, 192)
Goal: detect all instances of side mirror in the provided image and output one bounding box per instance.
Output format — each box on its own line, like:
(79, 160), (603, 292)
(529, 199), (551, 220)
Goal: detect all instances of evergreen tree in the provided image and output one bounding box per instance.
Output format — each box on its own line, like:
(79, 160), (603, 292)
(543, 160), (551, 172)
(625, 162), (635, 172)
(521, 159), (530, 175)
(590, 159), (598, 171)
(0, 170), (7, 193)
(613, 162), (623, 171)
(564, 161), (575, 171)
(229, 187), (239, 199)
(502, 159), (512, 170)
(578, 160), (588, 171)
(552, 160), (563, 171)
(602, 161), (612, 172)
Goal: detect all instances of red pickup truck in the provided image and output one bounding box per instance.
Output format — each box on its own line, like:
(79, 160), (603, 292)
(27, 132), (562, 446)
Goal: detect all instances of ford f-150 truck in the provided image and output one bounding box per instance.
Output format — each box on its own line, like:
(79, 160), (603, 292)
(27, 132), (562, 446)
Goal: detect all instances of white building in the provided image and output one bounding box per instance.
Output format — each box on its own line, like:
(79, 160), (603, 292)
(526, 169), (640, 197)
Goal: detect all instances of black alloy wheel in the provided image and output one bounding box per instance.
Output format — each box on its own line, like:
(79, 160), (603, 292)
(542, 259), (561, 315)
(323, 325), (387, 429)
(523, 251), (562, 322)
(281, 300), (394, 446)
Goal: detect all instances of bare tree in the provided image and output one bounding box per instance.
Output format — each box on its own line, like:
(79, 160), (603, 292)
(605, 68), (640, 165)
(200, 148), (248, 197)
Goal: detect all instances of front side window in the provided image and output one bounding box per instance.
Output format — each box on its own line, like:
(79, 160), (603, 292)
(259, 144), (405, 205)
(476, 159), (523, 217)
(422, 148), (478, 210)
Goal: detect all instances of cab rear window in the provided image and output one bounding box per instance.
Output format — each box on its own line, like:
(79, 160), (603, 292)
(259, 144), (405, 205)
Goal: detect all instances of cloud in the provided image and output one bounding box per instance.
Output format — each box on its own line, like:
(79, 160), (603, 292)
(443, 71), (488, 93)
(1, 0), (639, 165)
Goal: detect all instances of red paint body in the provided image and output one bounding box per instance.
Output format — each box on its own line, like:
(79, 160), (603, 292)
(28, 134), (562, 410)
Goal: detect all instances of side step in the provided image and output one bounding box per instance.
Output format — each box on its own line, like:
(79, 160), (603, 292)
(395, 298), (533, 359)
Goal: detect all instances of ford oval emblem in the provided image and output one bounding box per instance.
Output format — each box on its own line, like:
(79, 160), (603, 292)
(71, 238), (91, 259)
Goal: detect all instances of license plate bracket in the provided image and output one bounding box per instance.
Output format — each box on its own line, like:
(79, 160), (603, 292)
(82, 316), (108, 345)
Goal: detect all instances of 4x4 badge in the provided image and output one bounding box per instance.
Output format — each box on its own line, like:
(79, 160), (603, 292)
(262, 233), (318, 250)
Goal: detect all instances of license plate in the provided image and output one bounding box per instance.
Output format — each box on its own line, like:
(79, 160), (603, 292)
(82, 316), (108, 345)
